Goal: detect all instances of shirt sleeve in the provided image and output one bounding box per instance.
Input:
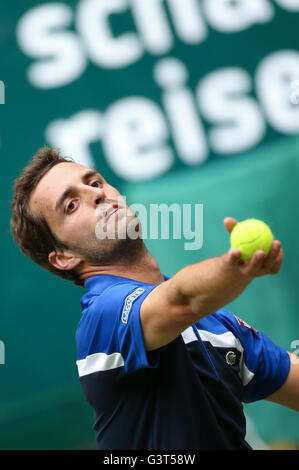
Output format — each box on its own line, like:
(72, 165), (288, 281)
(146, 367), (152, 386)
(215, 309), (291, 403)
(81, 281), (161, 375)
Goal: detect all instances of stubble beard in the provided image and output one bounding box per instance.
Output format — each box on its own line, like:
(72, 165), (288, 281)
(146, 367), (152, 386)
(69, 218), (146, 267)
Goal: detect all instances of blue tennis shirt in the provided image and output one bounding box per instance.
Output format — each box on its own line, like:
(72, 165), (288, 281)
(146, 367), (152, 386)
(76, 274), (290, 450)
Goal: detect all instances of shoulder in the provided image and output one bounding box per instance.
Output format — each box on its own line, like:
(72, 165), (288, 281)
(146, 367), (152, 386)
(80, 279), (155, 320)
(197, 308), (256, 335)
(209, 308), (259, 338)
(76, 278), (161, 364)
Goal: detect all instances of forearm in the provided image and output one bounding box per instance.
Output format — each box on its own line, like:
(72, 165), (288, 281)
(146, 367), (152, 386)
(168, 253), (253, 318)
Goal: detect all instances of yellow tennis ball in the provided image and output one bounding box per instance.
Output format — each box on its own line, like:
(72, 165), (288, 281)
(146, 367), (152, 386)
(230, 219), (274, 261)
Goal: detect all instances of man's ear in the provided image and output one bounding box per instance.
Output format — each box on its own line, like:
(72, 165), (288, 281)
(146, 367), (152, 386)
(48, 250), (82, 271)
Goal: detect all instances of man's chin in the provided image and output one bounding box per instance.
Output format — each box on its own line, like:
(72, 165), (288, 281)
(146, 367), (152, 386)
(81, 233), (144, 267)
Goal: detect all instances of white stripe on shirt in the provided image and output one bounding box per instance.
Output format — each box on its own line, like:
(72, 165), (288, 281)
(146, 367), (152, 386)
(77, 351), (124, 377)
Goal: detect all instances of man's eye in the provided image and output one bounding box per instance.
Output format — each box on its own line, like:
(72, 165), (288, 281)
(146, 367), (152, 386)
(90, 180), (102, 188)
(66, 200), (77, 214)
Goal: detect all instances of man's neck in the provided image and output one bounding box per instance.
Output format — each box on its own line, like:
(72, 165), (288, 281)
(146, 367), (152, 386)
(78, 247), (165, 285)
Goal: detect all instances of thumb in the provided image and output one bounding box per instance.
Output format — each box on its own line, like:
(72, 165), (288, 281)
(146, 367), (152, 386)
(224, 217), (238, 235)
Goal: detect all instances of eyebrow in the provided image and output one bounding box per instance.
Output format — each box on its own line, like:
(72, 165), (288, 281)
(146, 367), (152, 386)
(55, 170), (100, 214)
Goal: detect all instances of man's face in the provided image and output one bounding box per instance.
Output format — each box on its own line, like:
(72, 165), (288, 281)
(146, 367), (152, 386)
(29, 162), (141, 268)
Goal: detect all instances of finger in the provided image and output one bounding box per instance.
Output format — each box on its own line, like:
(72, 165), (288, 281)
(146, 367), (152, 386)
(269, 248), (284, 275)
(242, 250), (265, 276)
(227, 248), (242, 265)
(263, 240), (281, 271)
(224, 217), (238, 235)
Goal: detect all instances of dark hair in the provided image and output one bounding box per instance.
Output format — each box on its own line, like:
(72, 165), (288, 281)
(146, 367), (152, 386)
(10, 146), (84, 287)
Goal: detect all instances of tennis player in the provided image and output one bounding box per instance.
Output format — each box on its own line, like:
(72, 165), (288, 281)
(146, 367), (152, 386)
(11, 147), (298, 450)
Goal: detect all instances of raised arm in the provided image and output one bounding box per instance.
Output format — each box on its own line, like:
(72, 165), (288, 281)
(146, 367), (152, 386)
(140, 218), (283, 351)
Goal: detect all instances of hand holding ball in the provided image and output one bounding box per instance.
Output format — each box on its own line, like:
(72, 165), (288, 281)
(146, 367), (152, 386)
(230, 219), (274, 261)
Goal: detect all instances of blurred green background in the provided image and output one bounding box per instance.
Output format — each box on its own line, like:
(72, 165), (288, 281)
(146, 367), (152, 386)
(1, 0), (299, 450)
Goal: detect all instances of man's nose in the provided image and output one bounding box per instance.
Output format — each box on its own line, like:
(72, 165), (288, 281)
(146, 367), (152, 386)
(83, 185), (105, 207)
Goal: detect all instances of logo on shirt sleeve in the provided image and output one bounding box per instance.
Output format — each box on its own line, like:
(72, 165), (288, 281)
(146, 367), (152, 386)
(234, 315), (257, 334)
(121, 288), (145, 324)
